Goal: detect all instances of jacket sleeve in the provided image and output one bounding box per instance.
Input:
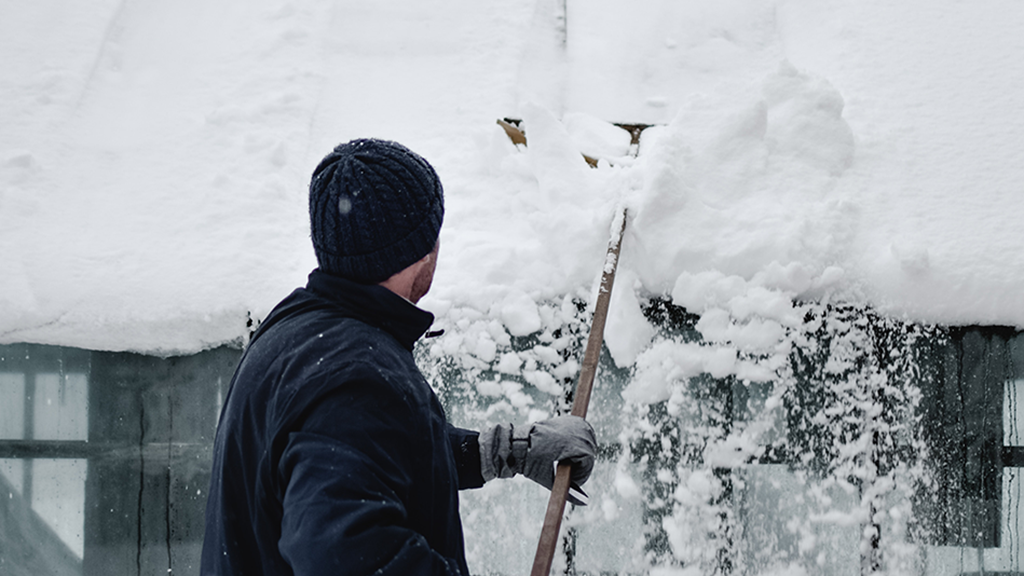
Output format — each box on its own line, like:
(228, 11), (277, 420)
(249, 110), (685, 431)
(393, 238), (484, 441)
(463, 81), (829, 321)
(275, 377), (465, 576)
(448, 424), (485, 489)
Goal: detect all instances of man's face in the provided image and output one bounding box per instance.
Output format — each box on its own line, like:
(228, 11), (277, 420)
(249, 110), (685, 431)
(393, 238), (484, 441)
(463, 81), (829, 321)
(409, 240), (439, 304)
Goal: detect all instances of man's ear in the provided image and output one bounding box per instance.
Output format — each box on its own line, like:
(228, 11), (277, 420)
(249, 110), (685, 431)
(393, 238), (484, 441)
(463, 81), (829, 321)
(379, 243), (439, 304)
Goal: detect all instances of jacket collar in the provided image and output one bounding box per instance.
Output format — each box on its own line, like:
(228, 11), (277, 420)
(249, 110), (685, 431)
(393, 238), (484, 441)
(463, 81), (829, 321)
(304, 269), (435, 351)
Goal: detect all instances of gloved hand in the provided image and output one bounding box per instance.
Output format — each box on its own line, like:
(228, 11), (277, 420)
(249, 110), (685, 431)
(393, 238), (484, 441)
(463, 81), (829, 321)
(479, 415), (596, 505)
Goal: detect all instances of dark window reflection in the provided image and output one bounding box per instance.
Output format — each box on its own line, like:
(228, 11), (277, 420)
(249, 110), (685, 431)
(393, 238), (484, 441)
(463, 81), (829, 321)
(0, 344), (237, 576)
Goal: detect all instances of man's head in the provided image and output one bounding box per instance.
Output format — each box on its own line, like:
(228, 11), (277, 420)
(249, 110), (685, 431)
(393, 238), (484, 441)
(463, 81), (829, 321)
(309, 139), (444, 286)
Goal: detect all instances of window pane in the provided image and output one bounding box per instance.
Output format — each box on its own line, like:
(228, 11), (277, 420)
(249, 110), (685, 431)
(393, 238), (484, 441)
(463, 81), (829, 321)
(0, 372), (25, 439)
(31, 458), (87, 558)
(34, 373), (88, 441)
(0, 458), (25, 494)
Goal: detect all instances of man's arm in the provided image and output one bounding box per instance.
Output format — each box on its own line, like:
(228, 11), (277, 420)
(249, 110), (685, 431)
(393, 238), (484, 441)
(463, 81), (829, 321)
(275, 380), (465, 576)
(447, 425), (484, 489)
(450, 415), (597, 499)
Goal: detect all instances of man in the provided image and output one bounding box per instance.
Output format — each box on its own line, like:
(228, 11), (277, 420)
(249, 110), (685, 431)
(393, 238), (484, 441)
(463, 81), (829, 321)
(201, 138), (596, 575)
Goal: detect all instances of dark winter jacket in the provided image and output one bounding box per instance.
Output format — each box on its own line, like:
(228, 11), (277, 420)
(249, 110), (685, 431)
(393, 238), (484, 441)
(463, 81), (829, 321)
(201, 270), (484, 576)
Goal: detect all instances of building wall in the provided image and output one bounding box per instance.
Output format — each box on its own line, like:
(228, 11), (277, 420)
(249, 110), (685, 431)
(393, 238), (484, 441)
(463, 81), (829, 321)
(0, 321), (1022, 575)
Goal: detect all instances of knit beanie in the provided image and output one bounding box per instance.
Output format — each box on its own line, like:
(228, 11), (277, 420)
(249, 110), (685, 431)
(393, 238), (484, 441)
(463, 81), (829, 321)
(309, 139), (444, 283)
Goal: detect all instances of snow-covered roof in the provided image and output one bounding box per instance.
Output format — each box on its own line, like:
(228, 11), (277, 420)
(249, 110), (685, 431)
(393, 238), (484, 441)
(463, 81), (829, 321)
(2, 1), (1022, 356)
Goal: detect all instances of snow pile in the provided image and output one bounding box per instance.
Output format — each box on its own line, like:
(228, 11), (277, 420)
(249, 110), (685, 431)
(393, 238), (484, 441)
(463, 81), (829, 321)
(3, 1), (1023, 355)
(0, 0), (539, 354)
(624, 269), (803, 407)
(629, 64), (854, 289)
(425, 64), (861, 384)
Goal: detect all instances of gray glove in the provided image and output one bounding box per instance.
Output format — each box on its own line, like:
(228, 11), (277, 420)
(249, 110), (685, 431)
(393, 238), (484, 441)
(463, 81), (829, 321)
(479, 415), (596, 505)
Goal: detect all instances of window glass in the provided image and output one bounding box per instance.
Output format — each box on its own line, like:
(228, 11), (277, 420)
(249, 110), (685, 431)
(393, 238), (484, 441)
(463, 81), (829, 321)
(30, 459), (87, 558)
(33, 373), (88, 441)
(0, 372), (25, 439)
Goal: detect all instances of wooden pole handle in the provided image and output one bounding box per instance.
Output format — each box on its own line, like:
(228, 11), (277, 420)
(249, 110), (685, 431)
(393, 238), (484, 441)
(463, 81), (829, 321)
(530, 209), (628, 576)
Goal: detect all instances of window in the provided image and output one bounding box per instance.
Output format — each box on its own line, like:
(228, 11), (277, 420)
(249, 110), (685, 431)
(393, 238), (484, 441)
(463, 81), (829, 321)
(0, 344), (237, 576)
(1, 306), (1021, 575)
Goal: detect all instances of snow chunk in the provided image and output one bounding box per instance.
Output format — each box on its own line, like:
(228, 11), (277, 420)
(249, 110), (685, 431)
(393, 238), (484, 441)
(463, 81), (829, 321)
(704, 346), (737, 378)
(695, 308), (732, 342)
(469, 332), (497, 363)
(752, 261), (814, 294)
(604, 270), (656, 367)
(476, 379), (503, 397)
(763, 62), (854, 176)
(728, 286), (798, 325)
(698, 309), (786, 351)
(625, 340), (705, 404)
(495, 352), (523, 374)
(531, 344), (562, 366)
(563, 112), (633, 160)
(497, 380), (533, 410)
(671, 270), (748, 312)
(499, 289), (542, 336)
(523, 370), (560, 396)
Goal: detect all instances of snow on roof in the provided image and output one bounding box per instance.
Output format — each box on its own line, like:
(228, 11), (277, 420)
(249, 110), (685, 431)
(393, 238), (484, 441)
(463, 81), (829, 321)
(1, 1), (1022, 356)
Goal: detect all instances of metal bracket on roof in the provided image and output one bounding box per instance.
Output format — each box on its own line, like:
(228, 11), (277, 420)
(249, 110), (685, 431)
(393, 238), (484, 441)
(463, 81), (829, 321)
(496, 117), (654, 166)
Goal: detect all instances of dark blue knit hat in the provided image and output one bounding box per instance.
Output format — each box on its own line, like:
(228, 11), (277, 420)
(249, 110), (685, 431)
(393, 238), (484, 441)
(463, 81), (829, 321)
(309, 139), (444, 283)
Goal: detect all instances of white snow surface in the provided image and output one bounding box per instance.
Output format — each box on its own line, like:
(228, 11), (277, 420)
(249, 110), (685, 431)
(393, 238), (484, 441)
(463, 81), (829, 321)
(2, 0), (1023, 355)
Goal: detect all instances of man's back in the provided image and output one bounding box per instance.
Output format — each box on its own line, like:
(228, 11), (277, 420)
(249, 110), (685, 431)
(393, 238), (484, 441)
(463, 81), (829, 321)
(201, 271), (472, 575)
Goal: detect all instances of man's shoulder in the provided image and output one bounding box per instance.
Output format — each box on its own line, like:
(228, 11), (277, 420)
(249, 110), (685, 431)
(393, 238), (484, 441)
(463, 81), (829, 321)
(257, 285), (411, 352)
(257, 305), (423, 391)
